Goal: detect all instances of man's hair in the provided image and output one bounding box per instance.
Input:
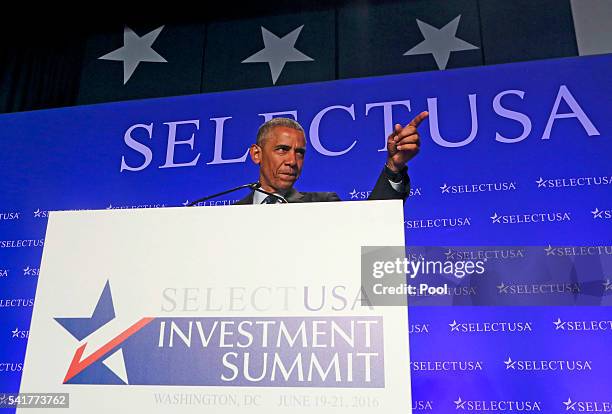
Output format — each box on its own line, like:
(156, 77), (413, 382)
(256, 117), (305, 146)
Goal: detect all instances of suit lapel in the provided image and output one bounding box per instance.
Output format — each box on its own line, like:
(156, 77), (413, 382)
(235, 192), (254, 205)
(285, 188), (305, 203)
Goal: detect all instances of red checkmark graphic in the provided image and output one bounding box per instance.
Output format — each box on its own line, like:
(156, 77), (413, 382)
(64, 317), (155, 383)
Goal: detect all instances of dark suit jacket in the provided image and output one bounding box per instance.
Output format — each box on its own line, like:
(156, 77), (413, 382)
(235, 168), (409, 205)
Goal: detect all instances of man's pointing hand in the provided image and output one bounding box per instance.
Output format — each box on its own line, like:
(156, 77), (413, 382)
(386, 111), (428, 172)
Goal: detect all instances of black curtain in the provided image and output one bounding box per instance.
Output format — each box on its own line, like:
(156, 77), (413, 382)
(0, 31), (85, 114)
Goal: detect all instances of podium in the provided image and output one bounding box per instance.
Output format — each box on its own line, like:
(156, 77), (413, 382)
(20, 201), (411, 413)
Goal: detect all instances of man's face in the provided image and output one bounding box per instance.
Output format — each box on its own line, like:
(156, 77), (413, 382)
(250, 126), (306, 193)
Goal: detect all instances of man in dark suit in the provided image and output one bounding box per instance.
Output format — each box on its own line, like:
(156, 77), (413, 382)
(236, 113), (428, 205)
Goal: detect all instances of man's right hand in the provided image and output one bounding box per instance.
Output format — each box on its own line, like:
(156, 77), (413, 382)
(386, 111), (428, 172)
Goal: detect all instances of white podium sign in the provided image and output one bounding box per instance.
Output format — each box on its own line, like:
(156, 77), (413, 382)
(20, 201), (410, 413)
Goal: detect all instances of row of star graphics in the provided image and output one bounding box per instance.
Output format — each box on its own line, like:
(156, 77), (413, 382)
(401, 210), (611, 231)
(2, 205), (611, 218)
(0, 266), (39, 278)
(349, 175), (612, 199)
(1, 279), (610, 302)
(1, 207), (611, 243)
(3, 245), (612, 278)
(0, 352), (603, 377)
(5, 315), (612, 341)
(2, 207), (611, 228)
(2, 177), (610, 219)
(452, 397), (612, 412)
(97, 15), (476, 84)
(2, 203), (610, 220)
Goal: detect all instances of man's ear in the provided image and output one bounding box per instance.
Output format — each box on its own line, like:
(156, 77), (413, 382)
(249, 144), (261, 165)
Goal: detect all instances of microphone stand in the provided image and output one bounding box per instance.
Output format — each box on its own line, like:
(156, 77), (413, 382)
(187, 182), (287, 206)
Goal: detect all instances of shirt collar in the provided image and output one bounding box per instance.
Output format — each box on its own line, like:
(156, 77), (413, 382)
(253, 189), (288, 204)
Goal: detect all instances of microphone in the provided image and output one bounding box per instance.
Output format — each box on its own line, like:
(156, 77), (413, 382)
(187, 182), (259, 206)
(187, 182), (287, 206)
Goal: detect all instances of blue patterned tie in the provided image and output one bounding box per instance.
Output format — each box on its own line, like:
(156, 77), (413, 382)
(262, 195), (278, 204)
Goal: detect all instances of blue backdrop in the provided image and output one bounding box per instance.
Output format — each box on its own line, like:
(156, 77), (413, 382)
(1, 54), (611, 411)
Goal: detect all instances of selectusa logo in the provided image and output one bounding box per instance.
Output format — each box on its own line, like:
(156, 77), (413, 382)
(408, 323), (430, 334)
(536, 176), (612, 189)
(445, 248), (525, 260)
(490, 212), (571, 224)
(53, 281), (386, 387)
(23, 266), (39, 276)
(0, 362), (23, 372)
(412, 361), (483, 371)
(119, 86), (600, 172)
(544, 245), (612, 256)
(497, 282), (581, 295)
(11, 327), (29, 339)
(449, 320), (533, 333)
(603, 280), (612, 292)
(591, 208), (612, 219)
(405, 217), (471, 229)
(553, 318), (612, 331)
(564, 398), (612, 412)
(182, 199), (239, 206)
(504, 357), (592, 371)
(440, 182), (517, 194)
(0, 212), (21, 221)
(0, 298), (35, 308)
(0, 239), (45, 249)
(33, 209), (49, 218)
(412, 286), (478, 297)
(106, 203), (167, 209)
(454, 396), (542, 412)
(349, 188), (422, 200)
(412, 400), (434, 411)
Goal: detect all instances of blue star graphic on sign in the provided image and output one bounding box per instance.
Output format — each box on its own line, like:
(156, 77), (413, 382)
(55, 280), (116, 341)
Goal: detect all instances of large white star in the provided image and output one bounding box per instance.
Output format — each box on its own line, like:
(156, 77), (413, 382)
(242, 25), (314, 84)
(404, 15), (478, 70)
(99, 26), (167, 84)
